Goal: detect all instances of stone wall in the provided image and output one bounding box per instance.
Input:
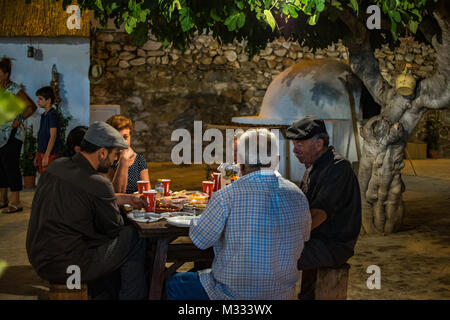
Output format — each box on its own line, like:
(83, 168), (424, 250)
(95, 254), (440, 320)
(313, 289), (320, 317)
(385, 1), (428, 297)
(90, 31), (449, 161)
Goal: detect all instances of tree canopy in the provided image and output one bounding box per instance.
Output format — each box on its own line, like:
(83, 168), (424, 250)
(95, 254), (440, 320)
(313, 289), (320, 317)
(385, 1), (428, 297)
(46, 0), (440, 54)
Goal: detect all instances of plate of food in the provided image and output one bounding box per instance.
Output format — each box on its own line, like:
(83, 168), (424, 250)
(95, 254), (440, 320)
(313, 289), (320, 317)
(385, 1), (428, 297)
(155, 203), (182, 213)
(160, 211), (195, 218)
(166, 215), (199, 228)
(127, 211), (164, 223)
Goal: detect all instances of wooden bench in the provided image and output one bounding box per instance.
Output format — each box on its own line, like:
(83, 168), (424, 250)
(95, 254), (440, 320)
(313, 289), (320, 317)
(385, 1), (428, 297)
(165, 243), (214, 279)
(48, 283), (89, 300)
(299, 263), (350, 300)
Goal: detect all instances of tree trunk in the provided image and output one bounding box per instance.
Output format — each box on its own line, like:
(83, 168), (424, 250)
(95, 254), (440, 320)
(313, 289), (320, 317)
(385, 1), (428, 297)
(339, 2), (450, 235)
(358, 100), (426, 235)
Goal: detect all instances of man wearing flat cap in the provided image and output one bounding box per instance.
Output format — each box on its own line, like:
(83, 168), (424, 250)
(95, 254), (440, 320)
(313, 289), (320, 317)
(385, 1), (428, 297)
(27, 121), (148, 299)
(286, 115), (361, 300)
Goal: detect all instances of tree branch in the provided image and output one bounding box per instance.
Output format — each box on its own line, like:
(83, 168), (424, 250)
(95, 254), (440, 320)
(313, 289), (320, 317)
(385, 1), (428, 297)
(338, 8), (392, 107)
(413, 1), (450, 110)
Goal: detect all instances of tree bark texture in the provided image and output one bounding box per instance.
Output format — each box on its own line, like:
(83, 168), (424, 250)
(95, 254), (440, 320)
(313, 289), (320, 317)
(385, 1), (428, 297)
(340, 2), (450, 234)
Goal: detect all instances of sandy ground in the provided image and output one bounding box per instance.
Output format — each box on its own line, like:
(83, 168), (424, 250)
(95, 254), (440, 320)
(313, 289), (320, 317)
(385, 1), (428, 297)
(0, 159), (448, 300)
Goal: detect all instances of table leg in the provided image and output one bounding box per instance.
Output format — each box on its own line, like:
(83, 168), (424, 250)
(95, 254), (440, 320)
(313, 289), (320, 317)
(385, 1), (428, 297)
(148, 237), (169, 300)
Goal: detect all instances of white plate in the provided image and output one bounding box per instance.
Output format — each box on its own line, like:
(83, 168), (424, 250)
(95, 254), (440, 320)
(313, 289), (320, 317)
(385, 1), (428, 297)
(166, 216), (198, 228)
(160, 211), (195, 218)
(127, 211), (163, 223)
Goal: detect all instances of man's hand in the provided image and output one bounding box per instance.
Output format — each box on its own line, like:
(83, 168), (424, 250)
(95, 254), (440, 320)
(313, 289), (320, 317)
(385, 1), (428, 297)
(116, 193), (147, 210)
(119, 148), (136, 167)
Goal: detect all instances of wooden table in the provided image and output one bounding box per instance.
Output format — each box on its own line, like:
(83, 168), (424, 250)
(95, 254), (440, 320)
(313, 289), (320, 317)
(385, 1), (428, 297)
(130, 218), (214, 300)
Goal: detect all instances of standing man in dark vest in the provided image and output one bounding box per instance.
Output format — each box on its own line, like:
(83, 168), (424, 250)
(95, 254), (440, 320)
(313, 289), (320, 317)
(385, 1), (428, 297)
(286, 115), (362, 300)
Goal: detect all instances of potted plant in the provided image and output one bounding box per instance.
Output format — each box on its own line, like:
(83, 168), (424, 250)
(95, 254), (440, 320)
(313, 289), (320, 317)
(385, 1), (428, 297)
(425, 112), (442, 159)
(20, 124), (37, 188)
(54, 103), (72, 157)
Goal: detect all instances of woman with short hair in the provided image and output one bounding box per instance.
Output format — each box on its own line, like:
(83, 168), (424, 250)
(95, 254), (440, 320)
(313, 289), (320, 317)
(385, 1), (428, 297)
(0, 57), (37, 213)
(106, 115), (150, 194)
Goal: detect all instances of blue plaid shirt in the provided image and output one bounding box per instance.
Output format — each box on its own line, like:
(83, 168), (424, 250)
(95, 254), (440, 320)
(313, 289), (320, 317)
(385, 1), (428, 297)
(190, 169), (311, 300)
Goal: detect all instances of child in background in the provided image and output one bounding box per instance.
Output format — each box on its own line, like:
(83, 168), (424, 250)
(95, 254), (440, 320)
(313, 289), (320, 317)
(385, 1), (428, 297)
(34, 86), (60, 174)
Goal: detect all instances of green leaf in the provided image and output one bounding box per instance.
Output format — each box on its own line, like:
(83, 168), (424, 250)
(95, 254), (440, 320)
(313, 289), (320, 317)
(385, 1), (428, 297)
(316, 0), (325, 12)
(390, 19), (398, 40)
(349, 0), (359, 15)
(237, 12), (246, 28)
(95, 0), (104, 11)
(139, 10), (148, 22)
(411, 8), (422, 22)
(180, 7), (195, 32)
(264, 9), (276, 31)
(308, 12), (320, 25)
(124, 22), (133, 34)
(235, 0), (244, 10)
(409, 20), (419, 34)
(391, 10), (401, 22)
(224, 13), (238, 31)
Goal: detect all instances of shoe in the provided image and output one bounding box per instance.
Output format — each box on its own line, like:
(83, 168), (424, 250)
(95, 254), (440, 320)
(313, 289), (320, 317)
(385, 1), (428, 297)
(2, 204), (23, 214)
(0, 202), (8, 209)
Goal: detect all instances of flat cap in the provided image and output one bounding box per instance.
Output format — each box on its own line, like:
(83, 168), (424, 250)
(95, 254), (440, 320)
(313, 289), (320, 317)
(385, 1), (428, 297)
(83, 121), (129, 149)
(286, 115), (327, 140)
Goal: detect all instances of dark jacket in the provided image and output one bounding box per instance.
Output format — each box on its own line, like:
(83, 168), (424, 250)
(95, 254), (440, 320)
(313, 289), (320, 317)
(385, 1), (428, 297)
(300, 146), (362, 265)
(26, 153), (123, 283)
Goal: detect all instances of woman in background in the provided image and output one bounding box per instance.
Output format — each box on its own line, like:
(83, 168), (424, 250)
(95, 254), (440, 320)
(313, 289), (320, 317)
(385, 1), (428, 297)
(0, 57), (37, 213)
(62, 125), (88, 157)
(106, 115), (150, 194)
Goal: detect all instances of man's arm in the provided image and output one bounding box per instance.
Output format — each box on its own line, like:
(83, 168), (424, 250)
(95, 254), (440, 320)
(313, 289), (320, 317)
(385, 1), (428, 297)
(310, 208), (327, 230)
(190, 192), (228, 250)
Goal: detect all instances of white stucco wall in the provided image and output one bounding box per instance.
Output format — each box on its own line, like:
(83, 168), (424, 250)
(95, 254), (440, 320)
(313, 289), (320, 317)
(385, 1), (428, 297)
(0, 37), (90, 136)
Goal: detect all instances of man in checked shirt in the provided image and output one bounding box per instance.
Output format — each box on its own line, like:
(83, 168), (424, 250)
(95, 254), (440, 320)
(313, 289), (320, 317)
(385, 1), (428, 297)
(165, 128), (311, 300)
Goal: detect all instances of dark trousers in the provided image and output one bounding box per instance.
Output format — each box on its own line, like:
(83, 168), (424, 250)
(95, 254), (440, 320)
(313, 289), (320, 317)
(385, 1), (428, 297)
(85, 225), (148, 300)
(166, 272), (209, 300)
(297, 238), (337, 300)
(0, 132), (23, 192)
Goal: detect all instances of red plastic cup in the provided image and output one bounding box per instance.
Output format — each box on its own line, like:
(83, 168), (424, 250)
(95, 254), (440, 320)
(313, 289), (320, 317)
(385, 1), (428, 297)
(202, 181), (214, 198)
(162, 179), (171, 196)
(143, 190), (157, 212)
(137, 180), (150, 194)
(213, 172), (221, 191)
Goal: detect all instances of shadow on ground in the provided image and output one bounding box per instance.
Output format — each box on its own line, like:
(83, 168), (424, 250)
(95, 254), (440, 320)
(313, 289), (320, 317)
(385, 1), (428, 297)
(0, 265), (49, 300)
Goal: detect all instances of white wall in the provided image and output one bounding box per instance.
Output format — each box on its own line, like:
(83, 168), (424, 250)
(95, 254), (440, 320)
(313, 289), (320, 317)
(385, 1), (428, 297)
(0, 37), (90, 136)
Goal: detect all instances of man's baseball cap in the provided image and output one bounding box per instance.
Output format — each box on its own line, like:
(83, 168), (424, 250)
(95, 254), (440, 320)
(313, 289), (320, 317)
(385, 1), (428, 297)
(83, 121), (129, 149)
(286, 115), (327, 140)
